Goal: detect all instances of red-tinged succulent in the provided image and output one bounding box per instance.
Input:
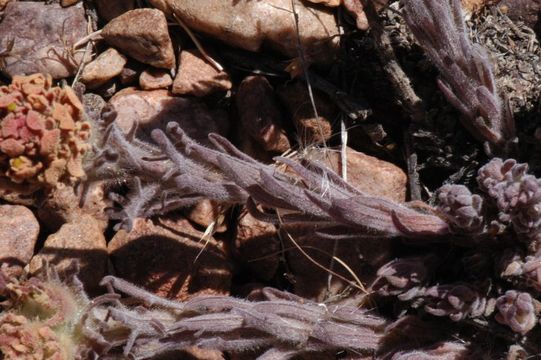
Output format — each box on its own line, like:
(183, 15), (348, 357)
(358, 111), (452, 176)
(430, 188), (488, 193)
(0, 270), (104, 360)
(0, 73), (91, 195)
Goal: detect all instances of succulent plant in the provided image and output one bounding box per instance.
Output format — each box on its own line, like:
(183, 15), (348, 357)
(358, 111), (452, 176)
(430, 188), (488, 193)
(0, 73), (91, 198)
(0, 268), (103, 359)
(436, 184), (484, 233)
(495, 290), (539, 335)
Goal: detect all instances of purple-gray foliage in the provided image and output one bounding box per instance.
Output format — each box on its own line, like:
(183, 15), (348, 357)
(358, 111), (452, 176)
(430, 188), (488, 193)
(84, 102), (541, 351)
(401, 0), (515, 154)
(93, 276), (387, 359)
(478, 158), (541, 245)
(85, 105), (449, 238)
(495, 290), (538, 335)
(436, 184), (484, 233)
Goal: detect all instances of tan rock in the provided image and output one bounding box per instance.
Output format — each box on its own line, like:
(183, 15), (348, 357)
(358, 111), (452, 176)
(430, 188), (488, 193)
(0, 205), (39, 274)
(461, 0), (492, 15)
(109, 88), (229, 145)
(148, 0), (339, 61)
(108, 214), (232, 300)
(182, 347), (225, 360)
(102, 8), (175, 69)
(139, 68), (173, 90)
(306, 0), (341, 6)
(81, 48), (127, 89)
(96, 0), (135, 21)
(277, 81), (335, 145)
(236, 76), (290, 155)
(173, 50), (232, 97)
(0, 0), (13, 10)
(303, 147), (407, 202)
(29, 215), (107, 293)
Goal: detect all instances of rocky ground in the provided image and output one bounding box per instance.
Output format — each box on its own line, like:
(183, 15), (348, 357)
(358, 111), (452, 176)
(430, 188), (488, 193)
(0, 0), (541, 359)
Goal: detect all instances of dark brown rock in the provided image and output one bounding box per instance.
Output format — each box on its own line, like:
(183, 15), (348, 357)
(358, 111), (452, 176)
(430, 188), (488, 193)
(120, 65), (141, 85)
(108, 214), (232, 300)
(234, 207), (280, 281)
(0, 205), (39, 273)
(29, 215), (107, 293)
(0, 2), (88, 79)
(96, 0), (136, 21)
(277, 81), (335, 145)
(496, 0), (541, 29)
(37, 182), (108, 233)
(236, 76), (290, 154)
(102, 8), (175, 69)
(172, 50), (232, 97)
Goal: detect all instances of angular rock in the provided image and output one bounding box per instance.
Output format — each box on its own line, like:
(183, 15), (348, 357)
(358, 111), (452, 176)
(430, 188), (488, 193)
(29, 215), (107, 293)
(277, 81), (335, 145)
(236, 76), (290, 155)
(102, 8), (175, 69)
(0, 2), (88, 79)
(109, 88), (229, 144)
(172, 50), (232, 97)
(81, 48), (127, 89)
(108, 214), (232, 300)
(96, 0), (136, 22)
(0, 205), (39, 273)
(303, 146), (407, 202)
(139, 68), (173, 90)
(148, 0), (339, 61)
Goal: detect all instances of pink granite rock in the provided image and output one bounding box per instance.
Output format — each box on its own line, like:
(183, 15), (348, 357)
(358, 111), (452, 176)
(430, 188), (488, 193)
(81, 48), (127, 89)
(173, 50), (232, 97)
(102, 8), (175, 69)
(0, 205), (39, 274)
(0, 2), (88, 79)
